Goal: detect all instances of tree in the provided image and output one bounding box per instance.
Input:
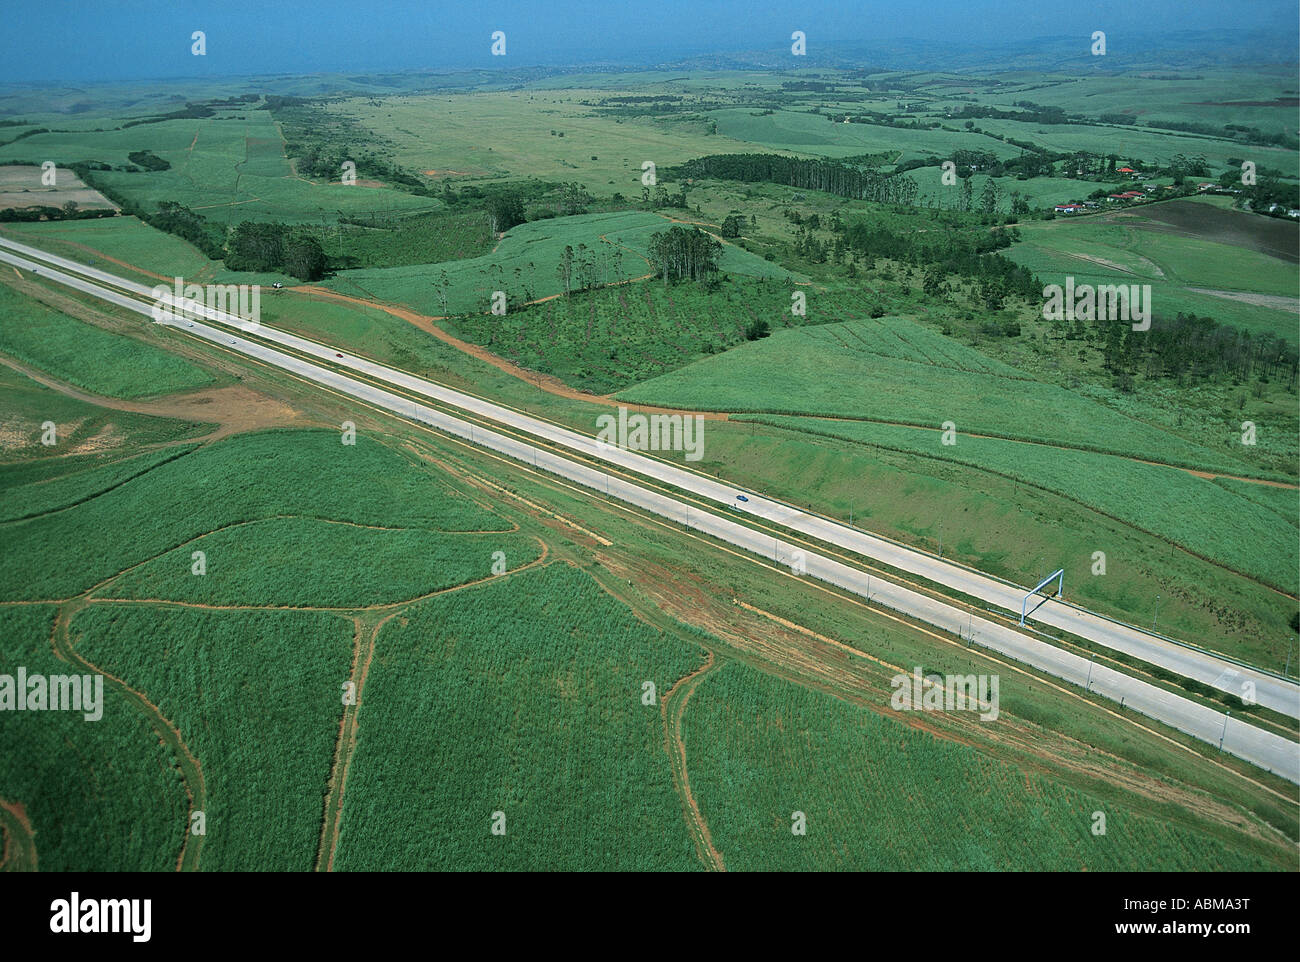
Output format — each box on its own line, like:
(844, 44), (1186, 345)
(980, 179), (1000, 214)
(557, 245), (574, 294)
(720, 215), (744, 238)
(282, 233), (326, 281)
(486, 192), (525, 234)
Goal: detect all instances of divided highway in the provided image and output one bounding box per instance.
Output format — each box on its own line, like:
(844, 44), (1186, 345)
(2, 237), (1297, 782)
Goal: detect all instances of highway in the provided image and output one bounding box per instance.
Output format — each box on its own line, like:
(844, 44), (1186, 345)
(2, 237), (1297, 782)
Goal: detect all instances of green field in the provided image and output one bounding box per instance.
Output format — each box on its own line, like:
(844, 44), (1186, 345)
(1007, 200), (1300, 342)
(0, 604), (187, 872)
(0, 280), (216, 398)
(0, 429), (502, 601)
(742, 413), (1298, 591)
(0, 363), (212, 465)
(99, 516), (542, 608)
(617, 316), (1267, 474)
(333, 563), (707, 870)
(324, 209), (796, 319)
(684, 661), (1290, 870)
(327, 89), (766, 194)
(74, 604), (353, 871)
(2, 109), (434, 225)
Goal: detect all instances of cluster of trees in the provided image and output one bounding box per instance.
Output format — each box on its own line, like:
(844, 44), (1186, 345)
(0, 203), (116, 223)
(669, 153), (918, 205)
(1145, 118), (1298, 150)
(126, 150), (170, 172)
(150, 201), (225, 258)
(556, 243), (625, 294)
(841, 219), (1039, 307)
(485, 192), (526, 233)
(121, 103), (215, 129)
(641, 183), (690, 210)
(1092, 312), (1299, 388)
(225, 221), (327, 280)
(830, 112), (940, 131)
(953, 102), (1072, 125)
(645, 226), (722, 284)
(719, 214), (748, 237)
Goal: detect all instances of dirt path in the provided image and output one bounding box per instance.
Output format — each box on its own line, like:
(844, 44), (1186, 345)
(661, 651), (726, 871)
(317, 615), (378, 872)
(0, 354), (304, 442)
(1187, 288), (1299, 313)
(284, 284), (728, 417)
(773, 412), (1297, 489)
(52, 598), (208, 871)
(0, 798), (37, 871)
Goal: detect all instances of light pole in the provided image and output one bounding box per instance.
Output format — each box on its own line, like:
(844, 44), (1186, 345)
(1220, 711), (1230, 750)
(938, 521), (943, 559)
(1087, 654), (1095, 692)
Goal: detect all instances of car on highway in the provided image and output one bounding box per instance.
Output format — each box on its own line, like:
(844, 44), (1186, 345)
(336, 353), (344, 358)
(735, 494), (749, 502)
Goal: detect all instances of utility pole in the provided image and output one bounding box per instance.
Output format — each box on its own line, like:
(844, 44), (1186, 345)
(1087, 654), (1095, 692)
(1220, 711), (1230, 750)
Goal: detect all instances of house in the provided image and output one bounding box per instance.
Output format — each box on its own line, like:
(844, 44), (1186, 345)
(1106, 194), (1127, 201)
(1119, 191), (1144, 199)
(1054, 203), (1084, 213)
(1083, 201), (1100, 208)
(1197, 182), (1214, 191)
(1117, 167), (1135, 173)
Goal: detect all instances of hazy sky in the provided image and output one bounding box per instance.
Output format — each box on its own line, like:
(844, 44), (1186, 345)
(2, 0), (1295, 83)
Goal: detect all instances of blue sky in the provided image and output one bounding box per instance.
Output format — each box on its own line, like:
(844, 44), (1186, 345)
(1, 0), (1295, 83)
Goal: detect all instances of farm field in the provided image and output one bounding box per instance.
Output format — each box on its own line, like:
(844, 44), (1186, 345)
(616, 316), (1271, 474)
(741, 413), (1299, 592)
(326, 90), (765, 194)
(707, 107), (1019, 162)
(73, 605), (354, 871)
(1, 108), (435, 225)
(1007, 199), (1300, 342)
(0, 605), (185, 872)
(683, 660), (1291, 870)
(0, 429), (502, 601)
(323, 209), (797, 320)
(98, 516), (543, 608)
(0, 164), (116, 211)
(332, 563), (707, 871)
(0, 278), (216, 398)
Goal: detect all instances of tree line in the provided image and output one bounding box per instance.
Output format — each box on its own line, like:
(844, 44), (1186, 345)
(667, 153), (919, 206)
